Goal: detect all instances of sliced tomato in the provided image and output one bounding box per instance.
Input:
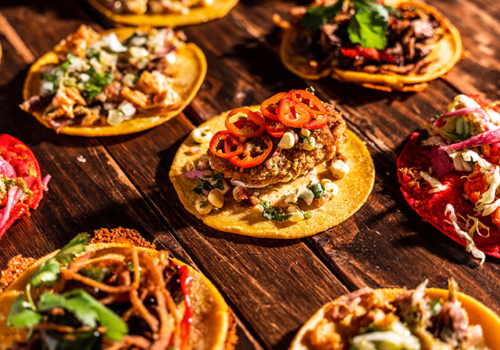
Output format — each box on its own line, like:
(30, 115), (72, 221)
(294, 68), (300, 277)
(229, 134), (273, 168)
(288, 90), (327, 115)
(209, 131), (243, 159)
(266, 119), (285, 138)
(260, 92), (286, 120)
(276, 98), (312, 128)
(225, 108), (266, 138)
(304, 113), (328, 130)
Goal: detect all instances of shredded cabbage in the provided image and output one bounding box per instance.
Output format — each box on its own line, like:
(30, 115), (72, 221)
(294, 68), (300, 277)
(445, 204), (486, 264)
(466, 215), (490, 238)
(475, 166), (500, 212)
(411, 280), (428, 307)
(459, 151), (492, 173)
(420, 171), (447, 193)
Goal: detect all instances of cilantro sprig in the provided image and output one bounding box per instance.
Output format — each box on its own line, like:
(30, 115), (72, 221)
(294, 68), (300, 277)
(302, 0), (396, 50)
(307, 182), (326, 199)
(193, 173), (225, 194)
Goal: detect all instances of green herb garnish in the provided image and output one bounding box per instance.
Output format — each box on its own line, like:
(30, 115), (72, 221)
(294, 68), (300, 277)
(307, 182), (326, 199)
(259, 202), (292, 222)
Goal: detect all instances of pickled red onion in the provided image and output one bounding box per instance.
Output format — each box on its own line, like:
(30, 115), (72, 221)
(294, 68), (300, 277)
(182, 169), (204, 179)
(441, 128), (500, 150)
(435, 107), (488, 127)
(0, 186), (22, 231)
(42, 175), (51, 192)
(431, 147), (454, 177)
(0, 157), (16, 178)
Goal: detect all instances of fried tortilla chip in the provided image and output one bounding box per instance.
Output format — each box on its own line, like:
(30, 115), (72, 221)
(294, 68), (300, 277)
(22, 27), (206, 137)
(169, 106), (374, 239)
(0, 242), (236, 350)
(280, 0), (463, 92)
(86, 0), (239, 27)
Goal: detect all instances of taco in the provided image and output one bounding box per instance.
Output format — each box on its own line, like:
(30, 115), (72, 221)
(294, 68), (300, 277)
(397, 94), (500, 263)
(276, 0), (463, 92)
(169, 88), (374, 239)
(0, 228), (236, 350)
(20, 25), (206, 137)
(86, 0), (239, 27)
(0, 134), (49, 239)
(289, 279), (500, 350)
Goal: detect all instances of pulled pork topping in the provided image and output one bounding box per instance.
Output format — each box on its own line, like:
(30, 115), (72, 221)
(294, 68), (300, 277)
(20, 25), (183, 132)
(285, 0), (442, 75)
(308, 279), (489, 350)
(104, 0), (214, 15)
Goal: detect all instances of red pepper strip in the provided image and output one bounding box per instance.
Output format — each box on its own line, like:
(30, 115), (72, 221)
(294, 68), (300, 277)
(304, 113), (328, 130)
(209, 131), (243, 159)
(276, 98), (312, 128)
(260, 92), (286, 120)
(288, 90), (327, 115)
(178, 265), (193, 349)
(225, 108), (266, 138)
(379, 52), (397, 64)
(229, 134), (273, 168)
(341, 47), (380, 60)
(266, 119), (285, 138)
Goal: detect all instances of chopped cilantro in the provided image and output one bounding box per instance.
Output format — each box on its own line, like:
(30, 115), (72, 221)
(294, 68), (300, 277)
(259, 201), (292, 222)
(267, 158), (277, 169)
(200, 199), (209, 208)
(7, 295), (42, 328)
(212, 173), (224, 180)
(307, 183), (326, 199)
(86, 47), (100, 60)
(430, 297), (442, 316)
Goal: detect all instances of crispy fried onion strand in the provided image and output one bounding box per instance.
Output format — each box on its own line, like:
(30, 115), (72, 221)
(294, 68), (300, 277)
(33, 244), (187, 350)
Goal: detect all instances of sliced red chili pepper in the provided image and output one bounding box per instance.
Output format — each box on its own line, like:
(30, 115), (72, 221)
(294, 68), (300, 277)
(229, 134), (273, 168)
(341, 47), (380, 60)
(260, 92), (286, 120)
(225, 108), (266, 138)
(276, 98), (311, 128)
(304, 113), (328, 130)
(178, 265), (193, 349)
(209, 131), (243, 159)
(266, 119), (285, 138)
(289, 90), (327, 115)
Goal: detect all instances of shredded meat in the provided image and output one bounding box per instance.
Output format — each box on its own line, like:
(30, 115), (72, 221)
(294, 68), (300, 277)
(207, 103), (347, 187)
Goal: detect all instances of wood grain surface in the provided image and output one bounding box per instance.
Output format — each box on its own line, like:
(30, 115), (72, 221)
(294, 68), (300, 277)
(0, 0), (499, 350)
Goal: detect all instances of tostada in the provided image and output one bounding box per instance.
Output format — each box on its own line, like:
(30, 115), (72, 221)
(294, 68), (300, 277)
(0, 134), (49, 240)
(170, 88), (375, 238)
(21, 25), (206, 137)
(0, 228), (236, 350)
(289, 279), (500, 350)
(398, 93), (500, 263)
(276, 0), (462, 92)
(86, 0), (239, 27)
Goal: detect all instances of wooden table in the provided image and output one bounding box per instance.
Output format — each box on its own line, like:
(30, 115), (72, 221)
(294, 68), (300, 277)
(1, 0), (500, 349)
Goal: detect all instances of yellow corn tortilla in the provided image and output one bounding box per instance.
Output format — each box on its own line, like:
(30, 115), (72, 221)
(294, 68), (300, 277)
(0, 243), (235, 350)
(22, 27), (207, 137)
(169, 106), (375, 239)
(280, 0), (463, 92)
(86, 0), (239, 27)
(290, 288), (500, 350)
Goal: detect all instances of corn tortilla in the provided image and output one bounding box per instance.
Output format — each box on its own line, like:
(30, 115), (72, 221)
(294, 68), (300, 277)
(0, 243), (235, 350)
(280, 0), (463, 92)
(22, 27), (207, 137)
(169, 106), (375, 239)
(86, 0), (239, 27)
(290, 288), (500, 350)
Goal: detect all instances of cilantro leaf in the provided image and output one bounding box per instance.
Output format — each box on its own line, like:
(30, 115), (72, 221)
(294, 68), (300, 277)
(302, 1), (343, 30)
(430, 297), (442, 316)
(82, 68), (114, 100)
(38, 290), (128, 341)
(28, 260), (61, 288)
(53, 232), (91, 267)
(28, 233), (90, 289)
(7, 294), (42, 328)
(259, 202), (292, 222)
(348, 11), (387, 50)
(308, 183), (326, 199)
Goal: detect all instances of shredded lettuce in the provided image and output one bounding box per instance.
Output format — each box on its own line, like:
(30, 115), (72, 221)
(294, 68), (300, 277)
(420, 171), (447, 193)
(444, 204), (486, 264)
